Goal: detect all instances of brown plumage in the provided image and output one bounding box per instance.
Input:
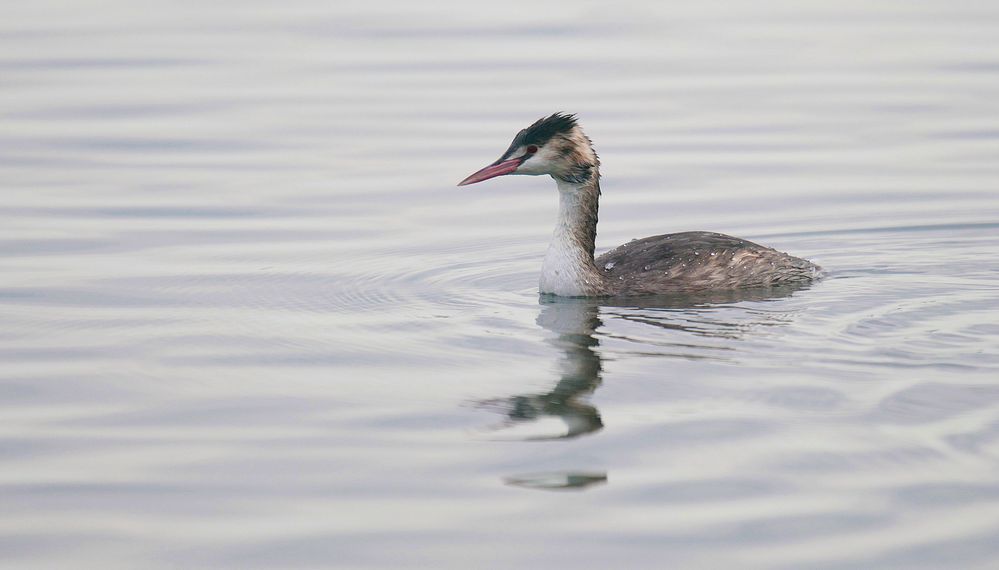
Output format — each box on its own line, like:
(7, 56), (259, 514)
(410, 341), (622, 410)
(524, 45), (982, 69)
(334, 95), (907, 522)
(597, 231), (820, 294)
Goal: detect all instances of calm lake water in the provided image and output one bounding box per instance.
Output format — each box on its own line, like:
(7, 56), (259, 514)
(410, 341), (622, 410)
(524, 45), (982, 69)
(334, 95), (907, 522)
(3, 1), (999, 568)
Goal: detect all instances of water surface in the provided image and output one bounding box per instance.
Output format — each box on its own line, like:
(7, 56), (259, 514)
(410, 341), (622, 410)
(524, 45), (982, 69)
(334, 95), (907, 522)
(3, 1), (999, 568)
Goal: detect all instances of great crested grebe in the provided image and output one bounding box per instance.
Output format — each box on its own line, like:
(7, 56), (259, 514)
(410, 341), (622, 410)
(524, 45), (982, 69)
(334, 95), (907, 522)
(458, 113), (821, 297)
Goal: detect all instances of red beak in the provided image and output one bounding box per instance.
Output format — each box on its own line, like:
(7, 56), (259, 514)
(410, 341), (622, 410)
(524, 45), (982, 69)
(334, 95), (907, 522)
(457, 157), (521, 186)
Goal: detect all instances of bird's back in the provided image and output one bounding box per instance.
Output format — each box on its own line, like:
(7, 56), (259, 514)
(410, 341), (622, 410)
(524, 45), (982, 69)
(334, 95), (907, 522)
(596, 231), (820, 295)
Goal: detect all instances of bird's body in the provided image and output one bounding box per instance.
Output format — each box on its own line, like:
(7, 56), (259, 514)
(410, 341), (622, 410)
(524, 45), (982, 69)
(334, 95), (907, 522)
(459, 113), (821, 297)
(596, 231), (819, 295)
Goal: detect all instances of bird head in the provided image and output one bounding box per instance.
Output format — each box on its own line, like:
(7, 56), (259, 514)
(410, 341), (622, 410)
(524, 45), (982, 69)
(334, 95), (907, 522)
(458, 113), (598, 186)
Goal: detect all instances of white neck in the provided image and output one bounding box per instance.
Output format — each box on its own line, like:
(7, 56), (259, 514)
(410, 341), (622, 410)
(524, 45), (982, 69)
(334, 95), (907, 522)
(539, 179), (601, 296)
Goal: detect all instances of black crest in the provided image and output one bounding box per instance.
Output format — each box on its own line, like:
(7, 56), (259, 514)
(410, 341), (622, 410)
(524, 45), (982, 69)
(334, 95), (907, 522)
(497, 112), (579, 161)
(517, 113), (579, 147)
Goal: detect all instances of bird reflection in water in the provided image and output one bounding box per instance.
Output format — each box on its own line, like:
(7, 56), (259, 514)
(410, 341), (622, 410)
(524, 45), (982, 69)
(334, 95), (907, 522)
(480, 297), (607, 440)
(504, 471), (608, 491)
(484, 285), (813, 490)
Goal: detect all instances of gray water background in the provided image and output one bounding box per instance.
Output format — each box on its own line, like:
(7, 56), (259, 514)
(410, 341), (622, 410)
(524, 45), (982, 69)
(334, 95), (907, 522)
(3, 1), (999, 568)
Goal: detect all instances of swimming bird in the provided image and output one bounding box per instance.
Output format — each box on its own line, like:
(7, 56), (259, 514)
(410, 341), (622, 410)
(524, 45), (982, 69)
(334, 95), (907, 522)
(458, 113), (820, 297)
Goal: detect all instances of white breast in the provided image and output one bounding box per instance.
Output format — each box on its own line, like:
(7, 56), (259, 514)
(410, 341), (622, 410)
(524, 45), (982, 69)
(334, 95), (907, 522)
(540, 226), (594, 296)
(538, 178), (601, 297)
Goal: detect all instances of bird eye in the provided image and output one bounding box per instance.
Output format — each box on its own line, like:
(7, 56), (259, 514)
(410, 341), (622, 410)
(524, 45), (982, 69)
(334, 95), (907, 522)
(525, 145), (538, 154)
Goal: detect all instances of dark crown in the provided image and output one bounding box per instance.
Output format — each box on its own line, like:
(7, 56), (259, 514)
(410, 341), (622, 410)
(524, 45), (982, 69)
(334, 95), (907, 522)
(514, 112), (579, 148)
